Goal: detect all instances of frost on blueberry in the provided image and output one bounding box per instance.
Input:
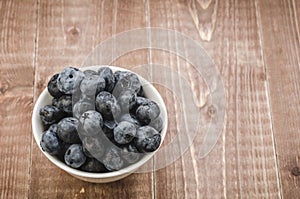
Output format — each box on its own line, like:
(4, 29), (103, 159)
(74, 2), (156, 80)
(64, 144), (86, 168)
(57, 67), (84, 94)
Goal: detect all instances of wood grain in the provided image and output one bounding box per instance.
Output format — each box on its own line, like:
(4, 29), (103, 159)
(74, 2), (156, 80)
(0, 1), (36, 198)
(258, 0), (300, 198)
(29, 0), (153, 199)
(149, 0), (281, 198)
(0, 0), (299, 198)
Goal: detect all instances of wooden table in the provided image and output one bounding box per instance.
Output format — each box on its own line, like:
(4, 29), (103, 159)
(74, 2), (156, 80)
(0, 0), (299, 198)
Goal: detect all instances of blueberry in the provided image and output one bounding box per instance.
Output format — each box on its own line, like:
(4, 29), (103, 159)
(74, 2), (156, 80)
(136, 101), (160, 125)
(78, 110), (103, 136)
(80, 75), (105, 96)
(57, 117), (81, 143)
(82, 136), (106, 159)
(39, 105), (65, 126)
(118, 114), (140, 127)
(64, 144), (86, 168)
(40, 130), (61, 155)
(117, 90), (136, 113)
(102, 147), (124, 171)
(129, 97), (150, 113)
(56, 142), (71, 162)
(73, 99), (94, 119)
(80, 158), (107, 173)
(134, 126), (161, 152)
(98, 67), (115, 92)
(47, 74), (64, 98)
(57, 67), (84, 94)
(113, 121), (136, 145)
(113, 72), (141, 97)
(95, 91), (121, 120)
(83, 70), (97, 76)
(149, 116), (163, 132)
(52, 95), (73, 115)
(120, 144), (141, 164)
(48, 123), (58, 133)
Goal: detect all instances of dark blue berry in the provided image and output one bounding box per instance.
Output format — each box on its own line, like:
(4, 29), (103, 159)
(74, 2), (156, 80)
(78, 110), (103, 136)
(52, 95), (73, 115)
(57, 117), (81, 143)
(129, 96), (150, 113)
(134, 126), (161, 152)
(95, 91), (121, 120)
(39, 105), (65, 126)
(102, 147), (124, 171)
(40, 130), (61, 155)
(136, 101), (160, 125)
(80, 75), (105, 96)
(149, 116), (163, 132)
(98, 67), (115, 92)
(113, 121), (136, 145)
(80, 158), (107, 172)
(64, 144), (86, 168)
(47, 74), (64, 98)
(48, 123), (58, 133)
(57, 67), (84, 94)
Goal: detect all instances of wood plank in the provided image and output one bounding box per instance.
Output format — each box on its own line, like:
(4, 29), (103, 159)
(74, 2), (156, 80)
(149, 0), (281, 198)
(0, 0), (36, 198)
(258, 0), (300, 197)
(29, 0), (153, 198)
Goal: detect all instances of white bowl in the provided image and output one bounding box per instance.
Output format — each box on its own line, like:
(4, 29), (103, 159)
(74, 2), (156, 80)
(32, 65), (168, 183)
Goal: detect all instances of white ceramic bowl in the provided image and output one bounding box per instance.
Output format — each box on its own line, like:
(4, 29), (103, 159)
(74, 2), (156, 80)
(32, 65), (168, 183)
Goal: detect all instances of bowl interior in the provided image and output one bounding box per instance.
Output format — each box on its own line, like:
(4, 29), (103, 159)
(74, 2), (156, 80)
(32, 65), (168, 179)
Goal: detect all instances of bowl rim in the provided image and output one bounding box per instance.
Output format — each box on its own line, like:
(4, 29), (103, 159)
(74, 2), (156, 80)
(32, 65), (168, 179)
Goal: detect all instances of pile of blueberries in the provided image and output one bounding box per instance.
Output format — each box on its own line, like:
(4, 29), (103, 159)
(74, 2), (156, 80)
(39, 67), (163, 172)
